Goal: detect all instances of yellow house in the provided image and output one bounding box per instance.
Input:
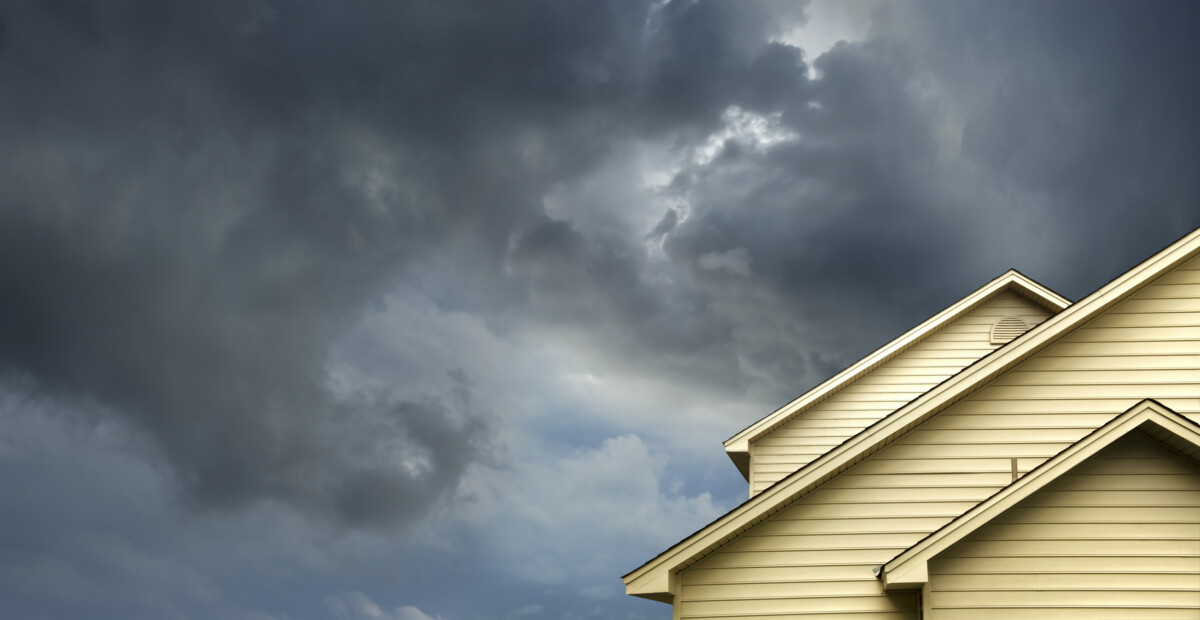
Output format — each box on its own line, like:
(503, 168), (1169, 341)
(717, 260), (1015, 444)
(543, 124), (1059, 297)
(625, 229), (1200, 618)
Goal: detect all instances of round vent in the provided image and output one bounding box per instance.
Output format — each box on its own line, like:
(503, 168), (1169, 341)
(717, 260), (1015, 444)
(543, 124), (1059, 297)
(990, 316), (1030, 345)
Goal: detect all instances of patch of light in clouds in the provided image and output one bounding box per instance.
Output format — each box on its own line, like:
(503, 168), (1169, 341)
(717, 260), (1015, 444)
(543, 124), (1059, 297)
(777, 0), (875, 77)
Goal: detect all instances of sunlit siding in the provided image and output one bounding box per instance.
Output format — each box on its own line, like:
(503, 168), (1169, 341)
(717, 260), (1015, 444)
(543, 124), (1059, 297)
(750, 291), (1053, 495)
(926, 430), (1200, 619)
(915, 252), (1200, 472)
(677, 255), (1200, 619)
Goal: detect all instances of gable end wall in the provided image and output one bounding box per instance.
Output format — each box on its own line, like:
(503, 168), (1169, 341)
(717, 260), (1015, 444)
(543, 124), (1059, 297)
(927, 430), (1200, 619)
(750, 291), (1053, 495)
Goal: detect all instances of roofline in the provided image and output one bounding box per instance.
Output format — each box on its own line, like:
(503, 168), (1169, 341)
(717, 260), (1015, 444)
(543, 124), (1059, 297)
(722, 269), (1071, 478)
(881, 399), (1200, 590)
(625, 227), (1200, 600)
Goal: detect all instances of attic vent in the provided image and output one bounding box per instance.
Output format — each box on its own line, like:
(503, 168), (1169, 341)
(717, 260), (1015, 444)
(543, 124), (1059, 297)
(990, 316), (1029, 345)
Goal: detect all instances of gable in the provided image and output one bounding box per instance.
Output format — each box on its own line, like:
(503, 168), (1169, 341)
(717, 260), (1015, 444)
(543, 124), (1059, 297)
(883, 399), (1200, 590)
(924, 431), (1200, 618)
(724, 271), (1070, 481)
(749, 290), (1055, 496)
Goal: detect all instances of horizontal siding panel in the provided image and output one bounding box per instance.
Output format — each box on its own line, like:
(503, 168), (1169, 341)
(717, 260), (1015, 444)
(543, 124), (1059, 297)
(836, 375), (941, 388)
(1015, 354), (1200, 371)
(1068, 325), (1200, 341)
(945, 398), (1173, 414)
(967, 521), (1200, 540)
(935, 572), (1200, 591)
(763, 427), (877, 438)
(683, 565), (874, 585)
(729, 533), (923, 553)
(749, 517), (952, 537)
(1010, 489), (1200, 507)
(1149, 266), (1200, 284)
(1037, 457), (1200, 475)
(999, 505), (1200, 524)
(1086, 311), (1200, 327)
(873, 358), (977, 370)
(774, 501), (981, 520)
(876, 443), (1071, 459)
(971, 382), (1200, 400)
(760, 419), (877, 430)
(791, 402), (910, 414)
(848, 458), (1017, 475)
(819, 391), (929, 403)
(992, 368), (1200, 385)
(1048, 473), (1200, 491)
(1125, 282), (1200, 299)
(697, 548), (902, 569)
(901, 427), (1090, 444)
(805, 487), (997, 504)
(826, 472), (1014, 489)
(682, 580), (884, 600)
(885, 349), (991, 359)
(681, 611), (912, 614)
(753, 450), (849, 460)
(893, 342), (997, 351)
(938, 555), (1200, 574)
(860, 367), (962, 378)
(916, 331), (993, 342)
(1107, 297), (1200, 313)
(681, 593), (911, 616)
(934, 589), (1200, 608)
(929, 413), (1116, 429)
(931, 608), (1200, 620)
(941, 538), (1200, 558)
(756, 443), (848, 454)
(1040, 340), (1200, 356)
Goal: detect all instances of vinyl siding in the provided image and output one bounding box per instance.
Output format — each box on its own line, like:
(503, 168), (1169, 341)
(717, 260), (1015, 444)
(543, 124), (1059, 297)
(676, 255), (1200, 619)
(926, 430), (1200, 619)
(750, 291), (1053, 495)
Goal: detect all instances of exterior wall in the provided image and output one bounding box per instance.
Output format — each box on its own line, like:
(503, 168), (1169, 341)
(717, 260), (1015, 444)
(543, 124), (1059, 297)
(913, 252), (1200, 469)
(750, 291), (1053, 495)
(926, 430), (1200, 619)
(676, 255), (1200, 619)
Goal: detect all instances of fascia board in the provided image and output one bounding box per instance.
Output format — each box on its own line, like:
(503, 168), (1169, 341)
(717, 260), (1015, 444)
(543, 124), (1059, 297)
(626, 228), (1200, 600)
(882, 400), (1200, 590)
(724, 271), (1070, 458)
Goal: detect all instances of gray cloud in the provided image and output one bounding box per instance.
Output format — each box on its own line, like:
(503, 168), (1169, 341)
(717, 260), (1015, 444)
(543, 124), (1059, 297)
(0, 0), (815, 530)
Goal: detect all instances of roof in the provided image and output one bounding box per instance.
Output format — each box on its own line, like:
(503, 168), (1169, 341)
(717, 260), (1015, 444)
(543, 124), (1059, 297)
(625, 227), (1200, 603)
(881, 398), (1200, 590)
(723, 269), (1071, 479)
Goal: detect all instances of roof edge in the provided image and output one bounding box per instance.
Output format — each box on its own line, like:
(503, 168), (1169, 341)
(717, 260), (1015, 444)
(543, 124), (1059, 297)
(881, 399), (1200, 590)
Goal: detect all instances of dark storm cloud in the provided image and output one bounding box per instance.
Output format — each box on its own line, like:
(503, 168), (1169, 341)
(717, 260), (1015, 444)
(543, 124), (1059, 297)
(662, 3), (1200, 372)
(0, 0), (816, 526)
(662, 37), (973, 364)
(901, 1), (1200, 296)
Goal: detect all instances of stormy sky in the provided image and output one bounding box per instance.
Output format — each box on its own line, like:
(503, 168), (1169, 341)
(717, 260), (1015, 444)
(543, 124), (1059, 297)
(2, 1), (1199, 618)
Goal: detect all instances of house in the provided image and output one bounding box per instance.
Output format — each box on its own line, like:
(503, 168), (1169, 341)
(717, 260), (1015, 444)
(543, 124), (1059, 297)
(624, 229), (1200, 618)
